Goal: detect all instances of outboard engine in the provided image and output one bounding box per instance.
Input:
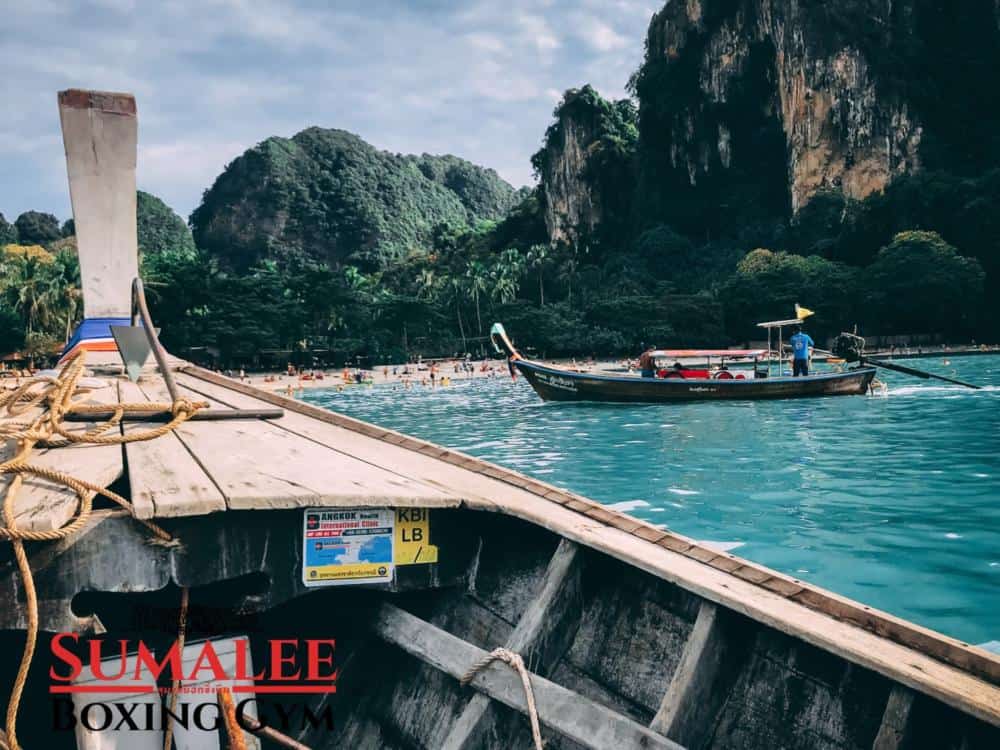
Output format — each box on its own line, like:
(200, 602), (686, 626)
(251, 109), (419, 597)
(832, 332), (866, 363)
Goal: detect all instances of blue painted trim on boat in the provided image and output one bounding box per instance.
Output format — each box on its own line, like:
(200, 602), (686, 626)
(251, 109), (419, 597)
(60, 317), (133, 356)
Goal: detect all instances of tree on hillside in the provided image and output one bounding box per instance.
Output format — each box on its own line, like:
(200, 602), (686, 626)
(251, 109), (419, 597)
(489, 249), (525, 305)
(465, 260), (489, 334)
(525, 244), (551, 306)
(137, 191), (196, 256)
(14, 211), (61, 246)
(720, 249), (859, 340)
(861, 231), (984, 336)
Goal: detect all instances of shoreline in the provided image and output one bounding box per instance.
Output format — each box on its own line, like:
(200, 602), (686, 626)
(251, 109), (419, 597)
(222, 346), (999, 395)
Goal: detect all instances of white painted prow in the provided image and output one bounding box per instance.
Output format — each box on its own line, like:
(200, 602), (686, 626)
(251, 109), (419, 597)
(59, 89), (138, 319)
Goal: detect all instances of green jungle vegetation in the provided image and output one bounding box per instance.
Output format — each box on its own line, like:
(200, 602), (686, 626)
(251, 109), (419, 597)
(4, 0), (999, 368)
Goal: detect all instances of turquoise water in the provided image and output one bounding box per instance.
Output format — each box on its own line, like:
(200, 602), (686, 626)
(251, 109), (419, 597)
(303, 356), (1000, 644)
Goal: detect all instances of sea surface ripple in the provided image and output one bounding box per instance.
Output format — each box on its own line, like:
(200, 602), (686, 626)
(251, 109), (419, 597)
(304, 355), (1000, 644)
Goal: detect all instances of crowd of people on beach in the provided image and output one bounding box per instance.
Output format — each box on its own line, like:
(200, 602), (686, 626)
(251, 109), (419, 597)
(211, 355), (509, 398)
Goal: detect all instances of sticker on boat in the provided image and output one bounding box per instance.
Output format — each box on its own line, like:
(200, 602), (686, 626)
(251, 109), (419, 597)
(303, 508), (395, 586)
(394, 508), (439, 564)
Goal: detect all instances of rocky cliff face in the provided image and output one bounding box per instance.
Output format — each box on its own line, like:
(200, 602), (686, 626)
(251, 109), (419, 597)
(532, 86), (637, 246)
(644, 0), (922, 213)
(537, 104), (601, 245)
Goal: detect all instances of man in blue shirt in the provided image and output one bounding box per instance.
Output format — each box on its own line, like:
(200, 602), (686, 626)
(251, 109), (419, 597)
(789, 325), (814, 376)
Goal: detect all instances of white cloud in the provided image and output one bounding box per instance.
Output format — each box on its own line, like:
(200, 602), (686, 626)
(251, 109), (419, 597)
(1, 0), (662, 219)
(573, 15), (629, 52)
(516, 13), (561, 51)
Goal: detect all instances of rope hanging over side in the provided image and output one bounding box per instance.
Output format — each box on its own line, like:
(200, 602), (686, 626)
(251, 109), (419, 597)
(162, 586), (190, 750)
(460, 647), (544, 750)
(0, 350), (206, 750)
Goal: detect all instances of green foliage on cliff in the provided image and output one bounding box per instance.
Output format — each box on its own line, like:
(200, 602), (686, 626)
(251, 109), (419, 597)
(531, 85), (638, 180)
(190, 128), (519, 272)
(137, 190), (196, 256)
(410, 154), (520, 222)
(531, 86), (638, 253)
(863, 231), (984, 334)
(720, 250), (860, 340)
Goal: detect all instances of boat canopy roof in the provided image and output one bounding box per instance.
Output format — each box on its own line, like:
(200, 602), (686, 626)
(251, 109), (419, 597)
(651, 349), (765, 358)
(756, 318), (802, 328)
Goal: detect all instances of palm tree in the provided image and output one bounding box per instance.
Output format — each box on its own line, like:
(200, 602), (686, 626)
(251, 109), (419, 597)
(416, 268), (438, 302)
(558, 253), (579, 308)
(490, 249), (524, 305)
(465, 261), (489, 334)
(446, 276), (468, 352)
(49, 250), (81, 343)
(525, 244), (550, 306)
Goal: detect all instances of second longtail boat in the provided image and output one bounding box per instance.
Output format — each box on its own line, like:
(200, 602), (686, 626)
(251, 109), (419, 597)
(490, 323), (877, 403)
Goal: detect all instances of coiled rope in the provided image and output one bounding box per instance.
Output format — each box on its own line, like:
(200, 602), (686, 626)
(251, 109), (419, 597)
(460, 647), (543, 750)
(0, 350), (206, 750)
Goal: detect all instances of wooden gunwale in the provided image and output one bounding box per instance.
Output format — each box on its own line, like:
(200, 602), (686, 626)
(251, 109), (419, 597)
(179, 365), (1000, 725)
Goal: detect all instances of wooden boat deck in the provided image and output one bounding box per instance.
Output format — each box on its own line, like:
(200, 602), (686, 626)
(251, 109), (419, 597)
(3, 360), (999, 734)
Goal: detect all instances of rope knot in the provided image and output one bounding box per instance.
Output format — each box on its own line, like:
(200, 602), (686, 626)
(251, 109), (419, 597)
(460, 647), (543, 749)
(171, 397), (205, 418)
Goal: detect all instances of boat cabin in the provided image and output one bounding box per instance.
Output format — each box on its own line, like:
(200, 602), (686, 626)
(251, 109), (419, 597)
(649, 350), (766, 380)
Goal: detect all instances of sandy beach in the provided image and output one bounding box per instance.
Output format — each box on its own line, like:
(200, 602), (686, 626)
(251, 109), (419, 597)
(224, 357), (630, 394)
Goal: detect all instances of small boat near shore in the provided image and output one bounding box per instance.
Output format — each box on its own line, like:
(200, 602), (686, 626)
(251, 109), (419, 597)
(491, 324), (877, 403)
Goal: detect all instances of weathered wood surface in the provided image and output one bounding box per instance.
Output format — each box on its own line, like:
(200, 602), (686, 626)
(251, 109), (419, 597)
(173, 372), (499, 511)
(872, 686), (916, 750)
(180, 366), (1000, 727)
(441, 539), (583, 749)
(373, 602), (683, 750)
(58, 89), (138, 320)
(1, 378), (123, 532)
(135, 377), (456, 512)
(650, 602), (744, 747)
(119, 379), (226, 518)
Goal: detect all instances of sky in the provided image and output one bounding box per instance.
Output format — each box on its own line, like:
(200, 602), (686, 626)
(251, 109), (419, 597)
(1, 0), (661, 223)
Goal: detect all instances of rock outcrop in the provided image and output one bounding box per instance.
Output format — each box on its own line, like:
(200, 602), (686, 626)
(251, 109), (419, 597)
(532, 86), (637, 246)
(191, 128), (518, 270)
(643, 0), (922, 212)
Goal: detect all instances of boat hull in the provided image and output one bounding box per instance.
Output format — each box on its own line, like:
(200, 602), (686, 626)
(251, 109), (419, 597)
(515, 360), (877, 403)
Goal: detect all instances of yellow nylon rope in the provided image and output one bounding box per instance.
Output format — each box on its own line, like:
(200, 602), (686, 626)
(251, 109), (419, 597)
(0, 350), (206, 750)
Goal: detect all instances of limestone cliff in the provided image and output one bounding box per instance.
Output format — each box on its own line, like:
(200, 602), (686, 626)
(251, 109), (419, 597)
(532, 86), (637, 246)
(642, 0), (923, 213)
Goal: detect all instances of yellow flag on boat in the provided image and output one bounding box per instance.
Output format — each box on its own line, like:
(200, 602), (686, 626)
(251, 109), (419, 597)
(795, 303), (815, 320)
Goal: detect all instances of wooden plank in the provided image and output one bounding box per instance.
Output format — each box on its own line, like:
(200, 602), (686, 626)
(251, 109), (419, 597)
(441, 540), (583, 750)
(2, 378), (123, 532)
(119, 379), (226, 519)
(650, 602), (742, 745)
(372, 602), (682, 750)
(137, 377), (456, 512)
(872, 686), (916, 750)
(178, 367), (1000, 725)
(172, 372), (499, 511)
